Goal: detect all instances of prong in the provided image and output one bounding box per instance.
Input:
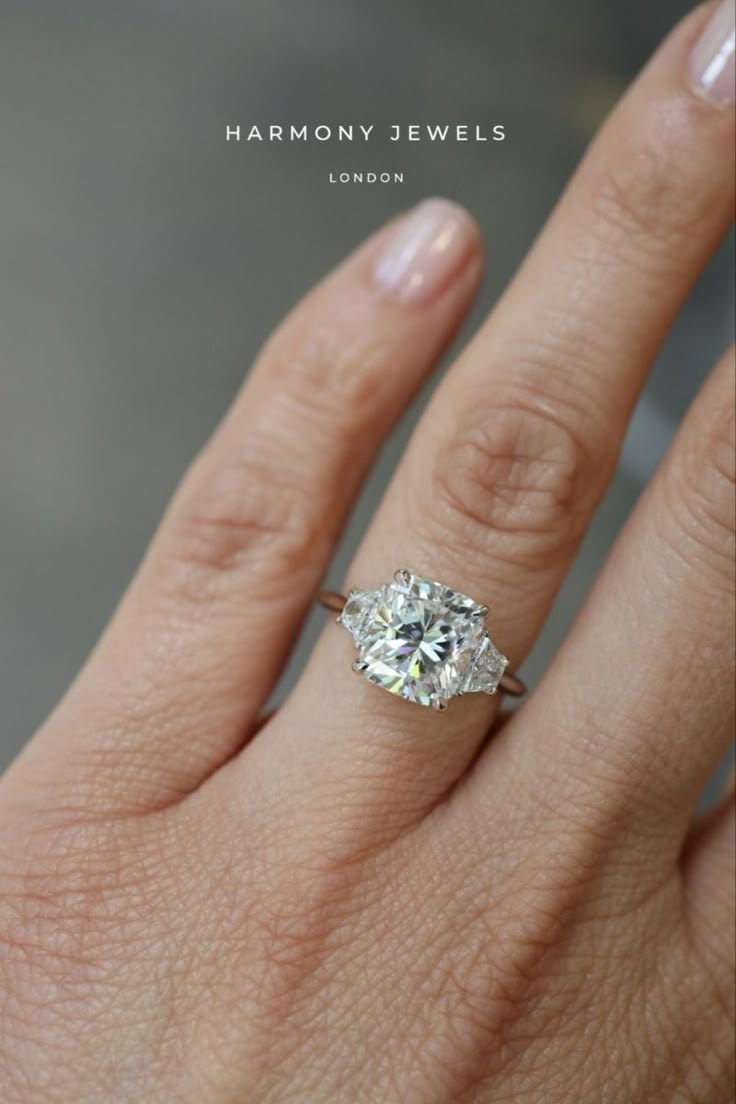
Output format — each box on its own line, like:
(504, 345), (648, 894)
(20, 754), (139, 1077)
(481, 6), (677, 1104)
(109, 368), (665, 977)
(352, 659), (368, 674)
(394, 568), (411, 586)
(432, 699), (449, 712)
(476, 605), (489, 619)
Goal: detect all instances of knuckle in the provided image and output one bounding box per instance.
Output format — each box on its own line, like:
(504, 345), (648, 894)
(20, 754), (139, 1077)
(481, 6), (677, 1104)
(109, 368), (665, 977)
(157, 318), (405, 610)
(163, 450), (326, 605)
(260, 318), (397, 436)
(588, 110), (707, 259)
(420, 393), (598, 572)
(662, 403), (736, 582)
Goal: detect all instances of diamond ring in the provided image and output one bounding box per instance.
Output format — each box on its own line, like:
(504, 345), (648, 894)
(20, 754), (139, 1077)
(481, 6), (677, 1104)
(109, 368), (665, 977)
(319, 570), (525, 711)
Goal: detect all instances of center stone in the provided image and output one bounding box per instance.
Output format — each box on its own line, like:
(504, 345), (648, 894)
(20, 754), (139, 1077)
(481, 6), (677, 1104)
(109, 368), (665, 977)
(341, 572), (489, 708)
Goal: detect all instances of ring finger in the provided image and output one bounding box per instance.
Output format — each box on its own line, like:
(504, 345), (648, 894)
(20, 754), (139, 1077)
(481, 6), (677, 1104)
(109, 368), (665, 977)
(10, 200), (482, 812)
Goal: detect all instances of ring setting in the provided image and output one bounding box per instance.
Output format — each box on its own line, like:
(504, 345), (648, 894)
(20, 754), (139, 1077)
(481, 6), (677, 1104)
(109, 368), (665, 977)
(319, 570), (524, 710)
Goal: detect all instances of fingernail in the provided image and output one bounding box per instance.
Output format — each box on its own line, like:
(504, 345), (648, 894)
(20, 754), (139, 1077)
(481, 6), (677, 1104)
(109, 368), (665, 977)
(688, 0), (735, 106)
(373, 198), (478, 303)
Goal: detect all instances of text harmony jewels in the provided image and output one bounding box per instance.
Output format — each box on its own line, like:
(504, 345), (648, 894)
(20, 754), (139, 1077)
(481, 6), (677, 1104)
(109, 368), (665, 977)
(226, 124), (506, 142)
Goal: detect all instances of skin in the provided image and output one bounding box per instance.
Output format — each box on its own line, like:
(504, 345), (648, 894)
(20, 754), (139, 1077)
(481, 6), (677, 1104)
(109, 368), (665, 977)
(0, 6), (734, 1102)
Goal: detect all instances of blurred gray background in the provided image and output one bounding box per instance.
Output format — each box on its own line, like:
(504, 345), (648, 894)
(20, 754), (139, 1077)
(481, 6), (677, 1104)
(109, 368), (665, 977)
(1, 1), (733, 775)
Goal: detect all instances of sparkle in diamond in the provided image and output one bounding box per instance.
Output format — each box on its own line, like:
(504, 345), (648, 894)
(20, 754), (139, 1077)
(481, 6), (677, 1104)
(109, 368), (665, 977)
(347, 572), (499, 708)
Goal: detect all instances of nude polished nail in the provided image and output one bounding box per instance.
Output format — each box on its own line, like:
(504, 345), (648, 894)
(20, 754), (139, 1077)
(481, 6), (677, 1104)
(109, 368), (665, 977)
(689, 0), (735, 106)
(373, 198), (478, 303)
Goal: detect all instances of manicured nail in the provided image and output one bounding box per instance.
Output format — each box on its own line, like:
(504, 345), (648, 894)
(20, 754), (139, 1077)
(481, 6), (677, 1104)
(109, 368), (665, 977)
(689, 0), (735, 106)
(373, 198), (478, 303)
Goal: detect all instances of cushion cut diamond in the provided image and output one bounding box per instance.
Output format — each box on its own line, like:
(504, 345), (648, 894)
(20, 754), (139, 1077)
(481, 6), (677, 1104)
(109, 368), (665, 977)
(340, 572), (507, 708)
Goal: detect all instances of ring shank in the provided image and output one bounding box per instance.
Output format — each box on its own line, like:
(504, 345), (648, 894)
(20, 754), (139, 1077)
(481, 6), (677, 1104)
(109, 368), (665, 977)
(318, 590), (526, 698)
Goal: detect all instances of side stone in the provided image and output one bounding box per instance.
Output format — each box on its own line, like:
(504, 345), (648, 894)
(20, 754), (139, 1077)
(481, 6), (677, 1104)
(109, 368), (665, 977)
(337, 587), (384, 644)
(463, 634), (507, 695)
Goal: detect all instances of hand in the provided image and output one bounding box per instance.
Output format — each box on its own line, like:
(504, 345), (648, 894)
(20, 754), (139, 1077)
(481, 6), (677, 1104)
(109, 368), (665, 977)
(1, 6), (734, 1102)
